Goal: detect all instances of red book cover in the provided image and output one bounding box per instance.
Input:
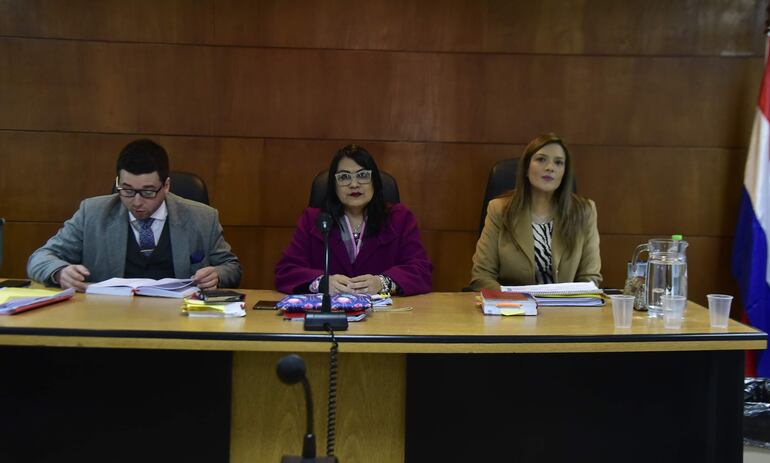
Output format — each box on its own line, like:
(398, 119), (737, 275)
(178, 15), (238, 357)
(480, 289), (532, 301)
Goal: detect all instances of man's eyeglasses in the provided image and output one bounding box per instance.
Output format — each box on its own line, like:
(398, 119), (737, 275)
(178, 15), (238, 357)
(115, 177), (164, 198)
(334, 170), (372, 186)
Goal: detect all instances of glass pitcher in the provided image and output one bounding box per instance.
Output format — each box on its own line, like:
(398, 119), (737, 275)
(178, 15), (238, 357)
(630, 238), (688, 318)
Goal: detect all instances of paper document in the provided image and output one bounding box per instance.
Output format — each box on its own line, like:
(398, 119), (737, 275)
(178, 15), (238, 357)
(501, 282), (601, 295)
(534, 296), (605, 307)
(0, 287), (75, 315)
(182, 299), (246, 318)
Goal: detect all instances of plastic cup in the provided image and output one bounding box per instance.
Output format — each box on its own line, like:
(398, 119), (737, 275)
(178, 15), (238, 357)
(707, 294), (733, 328)
(610, 295), (634, 329)
(661, 295), (687, 329)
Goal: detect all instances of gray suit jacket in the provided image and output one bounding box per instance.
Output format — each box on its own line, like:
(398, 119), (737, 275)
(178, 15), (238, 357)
(27, 193), (242, 288)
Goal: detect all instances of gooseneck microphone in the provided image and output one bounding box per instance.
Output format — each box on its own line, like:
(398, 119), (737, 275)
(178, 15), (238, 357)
(277, 354), (339, 463)
(304, 212), (348, 331)
(277, 354), (316, 460)
(316, 212), (333, 312)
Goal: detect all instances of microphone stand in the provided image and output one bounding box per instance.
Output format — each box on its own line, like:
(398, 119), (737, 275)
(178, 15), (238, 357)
(278, 355), (338, 463)
(305, 213), (348, 331)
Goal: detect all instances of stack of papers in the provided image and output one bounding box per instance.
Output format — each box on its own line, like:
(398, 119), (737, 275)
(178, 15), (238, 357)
(501, 282), (604, 307)
(371, 292), (392, 307)
(86, 278), (199, 298)
(0, 287), (75, 315)
(182, 298), (246, 318)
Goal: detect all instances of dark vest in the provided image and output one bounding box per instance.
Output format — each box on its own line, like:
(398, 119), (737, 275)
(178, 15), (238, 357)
(124, 221), (175, 279)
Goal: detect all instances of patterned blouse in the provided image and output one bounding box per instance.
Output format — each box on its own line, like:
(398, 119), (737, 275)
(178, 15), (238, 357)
(532, 221), (554, 284)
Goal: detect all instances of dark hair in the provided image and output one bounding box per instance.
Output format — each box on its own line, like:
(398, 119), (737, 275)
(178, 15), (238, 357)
(324, 144), (389, 236)
(116, 139), (170, 182)
(502, 133), (590, 251)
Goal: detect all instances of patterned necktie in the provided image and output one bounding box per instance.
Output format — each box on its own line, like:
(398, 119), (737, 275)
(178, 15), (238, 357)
(138, 218), (155, 254)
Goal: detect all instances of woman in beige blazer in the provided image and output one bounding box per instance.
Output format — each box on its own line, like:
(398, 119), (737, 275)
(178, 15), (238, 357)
(469, 133), (602, 290)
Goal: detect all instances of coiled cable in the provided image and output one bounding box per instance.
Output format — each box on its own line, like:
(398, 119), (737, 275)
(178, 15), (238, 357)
(325, 324), (339, 457)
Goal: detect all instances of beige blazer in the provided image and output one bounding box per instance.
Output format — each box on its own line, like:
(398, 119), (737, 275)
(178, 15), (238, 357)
(469, 197), (602, 290)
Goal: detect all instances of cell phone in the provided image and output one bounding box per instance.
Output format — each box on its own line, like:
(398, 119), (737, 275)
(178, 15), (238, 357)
(200, 289), (245, 302)
(603, 288), (623, 295)
(0, 279), (32, 288)
(252, 300), (280, 310)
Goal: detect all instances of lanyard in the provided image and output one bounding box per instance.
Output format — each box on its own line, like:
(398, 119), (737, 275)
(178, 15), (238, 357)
(343, 215), (366, 259)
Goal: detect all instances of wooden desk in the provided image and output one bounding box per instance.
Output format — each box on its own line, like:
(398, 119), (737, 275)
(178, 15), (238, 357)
(0, 291), (764, 462)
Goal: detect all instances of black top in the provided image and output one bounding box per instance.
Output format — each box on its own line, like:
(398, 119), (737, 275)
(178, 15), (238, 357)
(124, 221), (175, 280)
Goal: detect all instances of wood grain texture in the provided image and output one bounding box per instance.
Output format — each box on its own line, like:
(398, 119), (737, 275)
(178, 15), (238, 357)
(0, 0), (763, 56)
(230, 351), (405, 463)
(0, 38), (216, 135)
(0, 291), (762, 353)
(576, 146), (747, 236)
(0, 333), (763, 354)
(0, 38), (761, 146)
(211, 0), (767, 56)
(0, 0), (214, 43)
(0, 132), (750, 235)
(0, 221), (61, 280)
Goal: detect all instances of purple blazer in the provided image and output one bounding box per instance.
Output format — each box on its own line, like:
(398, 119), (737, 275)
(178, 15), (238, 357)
(275, 204), (433, 295)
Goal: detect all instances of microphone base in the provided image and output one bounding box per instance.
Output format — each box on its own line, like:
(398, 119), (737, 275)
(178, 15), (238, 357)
(281, 457), (338, 463)
(304, 312), (349, 331)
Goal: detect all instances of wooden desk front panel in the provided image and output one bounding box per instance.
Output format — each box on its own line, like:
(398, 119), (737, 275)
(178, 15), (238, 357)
(0, 292), (762, 463)
(230, 351), (405, 463)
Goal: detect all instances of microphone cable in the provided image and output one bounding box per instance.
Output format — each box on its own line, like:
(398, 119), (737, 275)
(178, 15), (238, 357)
(324, 324), (339, 458)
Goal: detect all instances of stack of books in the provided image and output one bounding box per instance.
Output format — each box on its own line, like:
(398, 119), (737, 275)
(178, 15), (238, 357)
(500, 282), (604, 307)
(480, 288), (538, 316)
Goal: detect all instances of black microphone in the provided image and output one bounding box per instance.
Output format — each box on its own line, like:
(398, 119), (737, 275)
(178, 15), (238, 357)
(316, 212), (332, 235)
(277, 355), (338, 463)
(305, 213), (348, 331)
(315, 213), (332, 303)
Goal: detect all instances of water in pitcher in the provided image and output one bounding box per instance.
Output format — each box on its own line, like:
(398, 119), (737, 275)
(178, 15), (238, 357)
(646, 253), (687, 317)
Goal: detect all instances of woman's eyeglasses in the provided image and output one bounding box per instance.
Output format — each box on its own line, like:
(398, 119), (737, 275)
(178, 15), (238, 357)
(334, 170), (372, 186)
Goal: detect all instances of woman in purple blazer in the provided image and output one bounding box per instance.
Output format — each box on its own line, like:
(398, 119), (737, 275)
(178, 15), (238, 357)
(275, 144), (433, 296)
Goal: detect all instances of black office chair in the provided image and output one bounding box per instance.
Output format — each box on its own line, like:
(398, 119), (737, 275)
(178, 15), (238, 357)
(112, 171), (209, 205)
(478, 159), (518, 235)
(308, 170), (400, 207)
(478, 158), (576, 235)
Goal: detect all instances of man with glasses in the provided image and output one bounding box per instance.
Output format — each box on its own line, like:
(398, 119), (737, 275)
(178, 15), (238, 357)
(27, 139), (241, 290)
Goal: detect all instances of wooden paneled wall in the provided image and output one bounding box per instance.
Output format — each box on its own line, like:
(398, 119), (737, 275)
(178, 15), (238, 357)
(0, 0), (764, 305)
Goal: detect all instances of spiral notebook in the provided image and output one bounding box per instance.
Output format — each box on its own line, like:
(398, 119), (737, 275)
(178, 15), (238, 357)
(500, 282), (604, 307)
(500, 282), (601, 295)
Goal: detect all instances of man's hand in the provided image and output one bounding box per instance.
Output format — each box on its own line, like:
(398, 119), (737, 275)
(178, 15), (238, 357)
(54, 265), (91, 292)
(348, 274), (382, 294)
(193, 266), (220, 290)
